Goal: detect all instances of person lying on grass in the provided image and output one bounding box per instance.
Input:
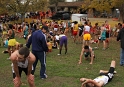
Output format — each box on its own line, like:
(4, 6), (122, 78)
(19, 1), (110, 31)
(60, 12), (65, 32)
(80, 60), (116, 87)
(79, 45), (95, 64)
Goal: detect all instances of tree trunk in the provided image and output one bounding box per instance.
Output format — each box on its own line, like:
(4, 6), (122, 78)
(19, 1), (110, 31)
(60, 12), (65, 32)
(21, 13), (25, 22)
(88, 9), (93, 18)
(55, 2), (58, 12)
(119, 3), (124, 22)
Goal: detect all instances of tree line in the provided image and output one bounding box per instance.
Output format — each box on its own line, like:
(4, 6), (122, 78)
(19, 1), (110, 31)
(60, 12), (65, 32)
(0, 0), (124, 22)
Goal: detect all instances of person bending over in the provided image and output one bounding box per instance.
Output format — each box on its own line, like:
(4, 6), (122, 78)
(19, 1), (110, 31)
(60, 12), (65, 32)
(10, 47), (36, 87)
(57, 31), (68, 55)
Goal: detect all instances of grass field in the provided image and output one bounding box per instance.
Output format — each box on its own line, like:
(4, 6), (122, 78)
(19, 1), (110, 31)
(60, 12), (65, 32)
(0, 18), (124, 87)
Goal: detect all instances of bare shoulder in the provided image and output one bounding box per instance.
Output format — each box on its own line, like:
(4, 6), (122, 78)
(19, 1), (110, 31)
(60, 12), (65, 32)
(8, 30), (11, 33)
(29, 52), (36, 62)
(89, 47), (93, 51)
(10, 50), (18, 61)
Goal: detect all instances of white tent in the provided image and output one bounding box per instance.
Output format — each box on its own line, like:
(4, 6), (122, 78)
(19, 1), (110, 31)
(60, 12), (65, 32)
(71, 14), (88, 24)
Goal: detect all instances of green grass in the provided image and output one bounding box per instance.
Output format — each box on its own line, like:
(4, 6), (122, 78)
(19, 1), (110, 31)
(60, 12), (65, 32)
(0, 18), (124, 87)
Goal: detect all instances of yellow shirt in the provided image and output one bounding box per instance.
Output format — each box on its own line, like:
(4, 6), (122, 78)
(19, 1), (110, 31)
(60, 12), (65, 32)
(73, 24), (78, 31)
(47, 42), (52, 50)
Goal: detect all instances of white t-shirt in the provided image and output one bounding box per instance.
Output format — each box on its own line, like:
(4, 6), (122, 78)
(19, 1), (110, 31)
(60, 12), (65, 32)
(84, 25), (90, 32)
(55, 35), (59, 40)
(59, 34), (66, 38)
(93, 75), (109, 85)
(63, 22), (66, 28)
(71, 23), (74, 27)
(11, 58), (33, 73)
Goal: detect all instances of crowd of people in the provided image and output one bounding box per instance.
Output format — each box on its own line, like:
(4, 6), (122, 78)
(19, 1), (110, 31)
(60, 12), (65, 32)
(0, 16), (124, 87)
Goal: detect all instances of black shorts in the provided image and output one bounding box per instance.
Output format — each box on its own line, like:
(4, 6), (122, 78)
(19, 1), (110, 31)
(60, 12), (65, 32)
(56, 40), (59, 44)
(13, 66), (34, 78)
(84, 54), (91, 58)
(79, 30), (83, 36)
(100, 67), (114, 82)
(106, 32), (110, 38)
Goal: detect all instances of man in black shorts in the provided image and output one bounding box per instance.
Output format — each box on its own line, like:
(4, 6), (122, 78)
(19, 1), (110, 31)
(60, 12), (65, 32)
(10, 47), (36, 87)
(80, 60), (116, 87)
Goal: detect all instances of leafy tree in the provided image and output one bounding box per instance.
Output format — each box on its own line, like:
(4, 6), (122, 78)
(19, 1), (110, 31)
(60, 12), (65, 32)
(92, 0), (113, 13)
(0, 0), (48, 21)
(82, 0), (114, 17)
(112, 0), (124, 22)
(49, 0), (65, 12)
(81, 0), (91, 10)
(0, 0), (8, 14)
(77, 0), (84, 1)
(28, 0), (48, 12)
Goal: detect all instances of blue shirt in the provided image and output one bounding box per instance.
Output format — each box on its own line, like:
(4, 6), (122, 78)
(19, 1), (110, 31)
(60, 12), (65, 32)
(26, 30), (48, 52)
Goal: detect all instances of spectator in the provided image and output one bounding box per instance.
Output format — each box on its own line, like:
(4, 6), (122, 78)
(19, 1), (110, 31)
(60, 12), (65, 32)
(26, 26), (48, 79)
(117, 23), (124, 66)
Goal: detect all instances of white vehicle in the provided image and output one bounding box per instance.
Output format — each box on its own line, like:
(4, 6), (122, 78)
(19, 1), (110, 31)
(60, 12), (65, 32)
(71, 14), (88, 24)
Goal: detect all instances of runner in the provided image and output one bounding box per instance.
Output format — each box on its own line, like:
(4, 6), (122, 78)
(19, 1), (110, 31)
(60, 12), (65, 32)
(79, 45), (95, 64)
(80, 60), (116, 87)
(57, 31), (68, 55)
(10, 47), (36, 87)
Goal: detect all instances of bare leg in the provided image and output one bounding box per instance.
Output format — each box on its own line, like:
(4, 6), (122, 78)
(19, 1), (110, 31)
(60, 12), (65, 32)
(13, 78), (21, 87)
(8, 46), (11, 56)
(65, 45), (67, 54)
(103, 41), (106, 49)
(99, 60), (116, 74)
(73, 36), (76, 43)
(110, 60), (116, 68)
(106, 38), (110, 48)
(99, 70), (117, 74)
(82, 40), (86, 48)
(86, 40), (90, 46)
(99, 70), (109, 74)
(27, 75), (35, 87)
(59, 46), (62, 54)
